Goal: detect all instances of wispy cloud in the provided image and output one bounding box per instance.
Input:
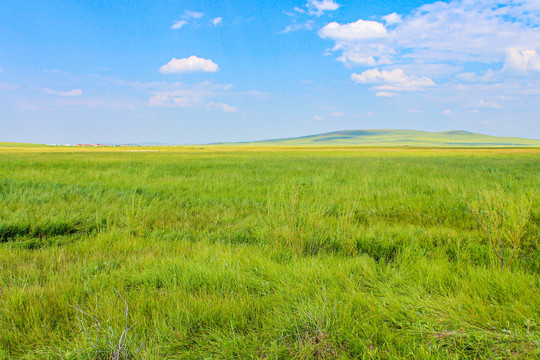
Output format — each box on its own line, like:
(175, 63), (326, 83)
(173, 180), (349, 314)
(159, 56), (219, 74)
(477, 99), (502, 109)
(296, 0), (340, 17)
(184, 10), (203, 19)
(148, 82), (237, 112)
(171, 10), (204, 29)
(171, 20), (188, 29)
(43, 88), (83, 97)
(282, 20), (315, 33)
(212, 17), (223, 26)
(207, 102), (237, 112)
(376, 91), (398, 98)
(351, 68), (435, 93)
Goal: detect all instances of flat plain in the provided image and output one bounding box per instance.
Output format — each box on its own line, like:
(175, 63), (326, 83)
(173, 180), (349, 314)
(0, 146), (539, 359)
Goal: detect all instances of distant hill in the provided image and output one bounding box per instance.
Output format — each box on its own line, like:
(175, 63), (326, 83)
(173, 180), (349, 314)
(0, 142), (46, 147)
(224, 130), (540, 147)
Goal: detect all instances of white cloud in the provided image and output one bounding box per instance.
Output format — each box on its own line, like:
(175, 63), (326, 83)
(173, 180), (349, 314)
(212, 17), (223, 26)
(159, 56), (219, 74)
(304, 0), (339, 16)
(171, 20), (188, 29)
(456, 69), (497, 83)
(300, 0), (340, 17)
(351, 68), (435, 92)
(171, 10), (204, 29)
(319, 19), (388, 41)
(504, 48), (540, 73)
(376, 91), (398, 97)
(442, 109), (452, 115)
(478, 100), (502, 109)
(319, 20), (391, 66)
(330, 111), (344, 117)
(184, 10), (203, 19)
(43, 88), (83, 97)
(383, 13), (402, 25)
(148, 82), (238, 113)
(0, 68), (3, 73)
(208, 102), (237, 112)
(282, 20), (315, 33)
(320, 0), (540, 75)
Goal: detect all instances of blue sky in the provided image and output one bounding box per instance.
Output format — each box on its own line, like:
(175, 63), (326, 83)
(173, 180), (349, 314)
(1, 0), (540, 144)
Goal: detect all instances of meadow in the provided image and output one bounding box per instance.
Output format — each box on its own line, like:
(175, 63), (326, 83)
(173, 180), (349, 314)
(0, 146), (538, 359)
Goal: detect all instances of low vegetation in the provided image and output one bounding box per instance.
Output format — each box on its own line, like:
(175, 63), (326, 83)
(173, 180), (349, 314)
(0, 147), (538, 359)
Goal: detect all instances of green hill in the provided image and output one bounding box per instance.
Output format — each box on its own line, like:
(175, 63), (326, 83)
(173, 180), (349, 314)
(229, 129), (540, 147)
(0, 142), (46, 147)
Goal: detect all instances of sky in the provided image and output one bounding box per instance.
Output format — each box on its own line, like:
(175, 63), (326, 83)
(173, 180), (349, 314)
(1, 0), (540, 144)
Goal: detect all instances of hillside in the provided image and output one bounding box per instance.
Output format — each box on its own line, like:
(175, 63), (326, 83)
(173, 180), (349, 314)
(0, 142), (46, 147)
(229, 130), (540, 147)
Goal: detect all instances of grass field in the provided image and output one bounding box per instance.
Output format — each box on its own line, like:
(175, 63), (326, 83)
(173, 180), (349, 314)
(0, 146), (539, 359)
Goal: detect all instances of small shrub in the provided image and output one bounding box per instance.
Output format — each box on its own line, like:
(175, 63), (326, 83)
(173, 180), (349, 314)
(465, 187), (533, 269)
(63, 292), (144, 360)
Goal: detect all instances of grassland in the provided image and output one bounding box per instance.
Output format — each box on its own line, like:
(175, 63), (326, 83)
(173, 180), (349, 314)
(0, 146), (538, 359)
(226, 129), (540, 147)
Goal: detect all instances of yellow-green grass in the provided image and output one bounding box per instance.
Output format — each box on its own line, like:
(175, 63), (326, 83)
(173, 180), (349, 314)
(0, 147), (538, 359)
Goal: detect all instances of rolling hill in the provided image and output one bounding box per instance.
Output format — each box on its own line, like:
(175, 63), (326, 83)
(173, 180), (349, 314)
(226, 130), (540, 147)
(0, 142), (46, 147)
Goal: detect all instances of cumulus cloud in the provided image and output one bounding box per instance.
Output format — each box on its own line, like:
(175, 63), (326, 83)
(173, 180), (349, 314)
(383, 13), (402, 25)
(319, 20), (391, 66)
(159, 56), (219, 74)
(43, 88), (83, 97)
(296, 0), (339, 17)
(319, 19), (387, 41)
(320, 0), (540, 75)
(351, 68), (435, 92)
(212, 17), (223, 26)
(504, 48), (540, 73)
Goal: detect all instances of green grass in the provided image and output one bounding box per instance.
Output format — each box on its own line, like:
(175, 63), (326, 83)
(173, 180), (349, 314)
(0, 147), (539, 359)
(223, 129), (540, 147)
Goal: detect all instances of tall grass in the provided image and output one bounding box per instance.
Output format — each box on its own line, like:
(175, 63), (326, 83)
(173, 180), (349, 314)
(0, 147), (538, 359)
